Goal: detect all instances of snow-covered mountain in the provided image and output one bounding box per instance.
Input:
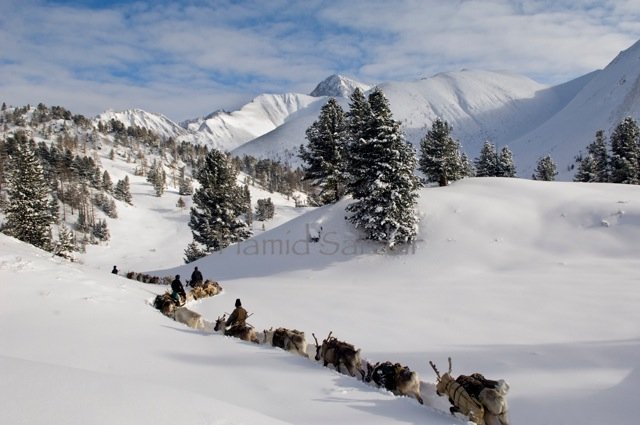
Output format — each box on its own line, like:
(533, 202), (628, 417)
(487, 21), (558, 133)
(509, 39), (640, 178)
(96, 94), (323, 152)
(309, 74), (372, 97)
(181, 93), (323, 152)
(97, 38), (640, 180)
(96, 109), (190, 140)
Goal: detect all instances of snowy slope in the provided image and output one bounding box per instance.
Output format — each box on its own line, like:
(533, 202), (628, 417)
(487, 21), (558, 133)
(384, 69), (593, 153)
(231, 96), (350, 164)
(2, 178), (639, 425)
(509, 39), (640, 179)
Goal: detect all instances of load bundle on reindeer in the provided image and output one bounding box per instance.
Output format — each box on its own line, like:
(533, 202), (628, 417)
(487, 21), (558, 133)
(152, 292), (183, 316)
(312, 331), (364, 378)
(213, 314), (259, 343)
(365, 361), (424, 404)
(187, 280), (222, 301)
(429, 357), (510, 425)
(263, 327), (308, 357)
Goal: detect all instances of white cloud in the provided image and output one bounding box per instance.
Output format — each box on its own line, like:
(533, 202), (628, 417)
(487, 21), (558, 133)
(1, 0), (639, 121)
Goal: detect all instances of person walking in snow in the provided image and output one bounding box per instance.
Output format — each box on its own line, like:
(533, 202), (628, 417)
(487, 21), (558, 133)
(225, 298), (248, 329)
(171, 274), (186, 304)
(190, 266), (203, 288)
(111, 265), (118, 275)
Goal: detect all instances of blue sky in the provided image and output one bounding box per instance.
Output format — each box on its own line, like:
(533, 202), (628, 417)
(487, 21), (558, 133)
(1, 0), (640, 121)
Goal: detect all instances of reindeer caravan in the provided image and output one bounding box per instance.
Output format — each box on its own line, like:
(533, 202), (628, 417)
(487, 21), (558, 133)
(430, 357), (510, 425)
(148, 274), (510, 424)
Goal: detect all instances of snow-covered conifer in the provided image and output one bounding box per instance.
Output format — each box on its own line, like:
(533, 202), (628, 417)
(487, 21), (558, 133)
(497, 146), (516, 177)
(609, 117), (639, 184)
(475, 141), (498, 177)
(102, 170), (113, 192)
(533, 155), (558, 181)
(345, 88), (373, 199)
(4, 141), (55, 251)
(54, 224), (76, 260)
(419, 118), (465, 186)
(589, 130), (609, 182)
(345, 88), (420, 248)
(188, 149), (251, 254)
(299, 97), (348, 205)
(114, 176), (132, 204)
(183, 241), (205, 264)
(574, 153), (597, 182)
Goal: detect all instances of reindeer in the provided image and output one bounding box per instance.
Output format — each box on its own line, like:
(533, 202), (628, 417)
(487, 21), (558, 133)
(365, 361), (424, 404)
(172, 307), (205, 330)
(214, 314), (259, 343)
(153, 293), (177, 317)
(312, 332), (364, 379)
(263, 327), (308, 357)
(429, 357), (485, 425)
(455, 373), (510, 425)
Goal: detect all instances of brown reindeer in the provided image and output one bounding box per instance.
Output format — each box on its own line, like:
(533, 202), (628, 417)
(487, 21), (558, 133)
(365, 361), (424, 404)
(263, 327), (308, 357)
(429, 357), (485, 425)
(456, 373), (510, 425)
(153, 293), (177, 317)
(214, 314), (259, 343)
(312, 331), (364, 379)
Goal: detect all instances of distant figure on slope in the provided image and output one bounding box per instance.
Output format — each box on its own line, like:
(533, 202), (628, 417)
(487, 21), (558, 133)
(225, 298), (248, 329)
(111, 265), (118, 275)
(171, 274), (186, 304)
(190, 266), (203, 288)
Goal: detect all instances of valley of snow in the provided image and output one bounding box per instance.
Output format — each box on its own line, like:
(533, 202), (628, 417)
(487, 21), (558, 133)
(2, 173), (639, 424)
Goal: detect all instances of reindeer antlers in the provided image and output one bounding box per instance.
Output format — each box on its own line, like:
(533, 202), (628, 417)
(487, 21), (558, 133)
(429, 360), (441, 380)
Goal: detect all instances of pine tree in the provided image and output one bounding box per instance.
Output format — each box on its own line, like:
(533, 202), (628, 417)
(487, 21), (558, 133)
(345, 88), (420, 248)
(475, 141), (498, 177)
(418, 118), (465, 186)
(459, 152), (475, 177)
(299, 97), (348, 205)
(533, 155), (558, 181)
(188, 149), (251, 253)
(242, 184), (252, 226)
(497, 146), (516, 177)
(92, 219), (110, 241)
(345, 88), (373, 200)
(54, 224), (76, 260)
(102, 170), (113, 192)
(589, 130), (609, 182)
(609, 117), (639, 184)
(4, 141), (55, 250)
(183, 240), (205, 264)
(114, 175), (132, 204)
(574, 153), (597, 182)
(255, 197), (275, 221)
(178, 166), (193, 195)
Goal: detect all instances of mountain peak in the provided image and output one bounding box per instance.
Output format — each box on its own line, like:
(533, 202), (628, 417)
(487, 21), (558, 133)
(309, 74), (371, 98)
